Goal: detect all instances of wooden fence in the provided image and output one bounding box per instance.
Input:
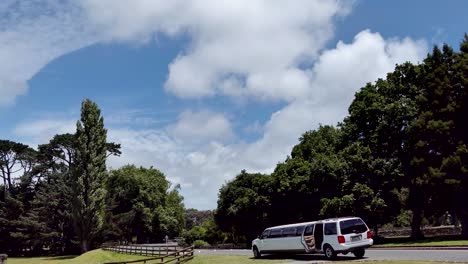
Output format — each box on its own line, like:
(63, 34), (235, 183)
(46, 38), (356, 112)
(101, 243), (194, 264)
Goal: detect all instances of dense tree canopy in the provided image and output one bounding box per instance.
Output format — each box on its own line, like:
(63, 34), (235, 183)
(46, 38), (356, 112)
(106, 165), (185, 243)
(215, 35), (468, 244)
(0, 99), (185, 256)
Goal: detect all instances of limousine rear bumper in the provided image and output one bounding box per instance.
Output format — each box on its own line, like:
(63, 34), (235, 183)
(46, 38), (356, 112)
(334, 239), (373, 252)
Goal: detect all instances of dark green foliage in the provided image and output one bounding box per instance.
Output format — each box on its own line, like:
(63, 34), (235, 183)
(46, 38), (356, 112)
(106, 165), (185, 243)
(0, 140), (37, 196)
(271, 126), (343, 224)
(0, 99), (185, 256)
(185, 209), (213, 230)
(71, 99), (109, 252)
(215, 170), (272, 245)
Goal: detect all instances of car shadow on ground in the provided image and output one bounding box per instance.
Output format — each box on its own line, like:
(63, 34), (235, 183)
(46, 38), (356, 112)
(255, 253), (365, 262)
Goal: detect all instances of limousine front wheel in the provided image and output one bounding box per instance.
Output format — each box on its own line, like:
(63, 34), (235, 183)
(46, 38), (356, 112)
(324, 245), (336, 260)
(253, 247), (261, 259)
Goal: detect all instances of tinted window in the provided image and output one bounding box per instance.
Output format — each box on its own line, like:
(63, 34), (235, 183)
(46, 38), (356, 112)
(339, 219), (368, 235)
(269, 229), (282, 238)
(261, 230), (270, 239)
(324, 223), (337, 235)
(283, 227), (296, 237)
(304, 225), (314, 236)
(296, 225), (305, 236)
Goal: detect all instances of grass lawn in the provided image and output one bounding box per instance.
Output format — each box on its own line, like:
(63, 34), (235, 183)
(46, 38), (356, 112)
(8, 251), (464, 264)
(8, 249), (148, 264)
(376, 239), (468, 247)
(376, 234), (468, 247)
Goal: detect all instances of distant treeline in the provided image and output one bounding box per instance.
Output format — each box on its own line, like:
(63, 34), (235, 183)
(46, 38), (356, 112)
(214, 35), (468, 245)
(0, 100), (185, 256)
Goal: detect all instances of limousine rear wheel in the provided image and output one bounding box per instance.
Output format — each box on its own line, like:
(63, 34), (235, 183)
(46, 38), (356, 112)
(324, 245), (336, 260)
(253, 247), (261, 259)
(353, 248), (365, 258)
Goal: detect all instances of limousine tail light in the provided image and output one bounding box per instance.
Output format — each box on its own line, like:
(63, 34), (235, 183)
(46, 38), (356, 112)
(367, 231), (372, 239)
(338, 235), (345, 244)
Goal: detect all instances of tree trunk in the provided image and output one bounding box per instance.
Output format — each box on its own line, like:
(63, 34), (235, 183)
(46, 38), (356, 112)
(81, 240), (89, 253)
(461, 215), (468, 239)
(373, 226), (379, 237)
(410, 209), (424, 239)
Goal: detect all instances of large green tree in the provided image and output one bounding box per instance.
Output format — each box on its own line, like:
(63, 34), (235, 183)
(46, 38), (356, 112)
(270, 125), (343, 225)
(0, 140), (37, 197)
(72, 99), (108, 252)
(215, 170), (272, 245)
(106, 165), (185, 243)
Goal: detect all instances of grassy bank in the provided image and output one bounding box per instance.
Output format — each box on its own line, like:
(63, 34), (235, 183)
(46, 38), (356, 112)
(8, 251), (465, 264)
(8, 249), (147, 264)
(376, 234), (468, 247)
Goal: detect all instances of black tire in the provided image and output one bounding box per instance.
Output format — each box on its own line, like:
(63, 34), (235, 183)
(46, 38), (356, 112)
(253, 247), (262, 259)
(324, 245), (336, 260)
(353, 248), (365, 258)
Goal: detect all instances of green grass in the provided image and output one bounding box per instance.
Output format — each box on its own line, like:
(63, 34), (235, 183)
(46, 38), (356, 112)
(7, 250), (466, 264)
(8, 249), (148, 264)
(7, 255), (463, 264)
(376, 234), (468, 247)
(376, 239), (468, 247)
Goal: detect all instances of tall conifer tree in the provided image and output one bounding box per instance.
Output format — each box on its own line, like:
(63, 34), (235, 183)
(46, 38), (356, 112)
(72, 99), (108, 252)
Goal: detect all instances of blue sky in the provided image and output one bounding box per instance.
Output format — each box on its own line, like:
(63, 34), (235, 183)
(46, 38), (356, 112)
(1, 0), (467, 209)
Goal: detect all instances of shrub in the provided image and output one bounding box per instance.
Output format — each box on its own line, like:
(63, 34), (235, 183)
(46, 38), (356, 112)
(193, 240), (210, 248)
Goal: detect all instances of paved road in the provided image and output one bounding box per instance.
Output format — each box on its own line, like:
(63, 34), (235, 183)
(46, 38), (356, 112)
(194, 249), (468, 263)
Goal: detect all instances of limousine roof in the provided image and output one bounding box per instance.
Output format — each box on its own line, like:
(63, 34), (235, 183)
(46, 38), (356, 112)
(264, 216), (360, 230)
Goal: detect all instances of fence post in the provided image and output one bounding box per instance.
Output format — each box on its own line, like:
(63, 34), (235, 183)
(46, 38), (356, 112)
(0, 254), (7, 264)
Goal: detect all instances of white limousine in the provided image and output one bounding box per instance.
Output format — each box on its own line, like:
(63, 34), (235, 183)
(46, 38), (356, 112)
(252, 216), (373, 260)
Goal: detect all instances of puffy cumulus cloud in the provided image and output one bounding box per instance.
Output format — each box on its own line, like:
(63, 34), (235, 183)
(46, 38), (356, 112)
(309, 30), (427, 110)
(0, 0), (98, 106)
(1, 0), (349, 106)
(79, 0), (351, 101)
(167, 110), (234, 143)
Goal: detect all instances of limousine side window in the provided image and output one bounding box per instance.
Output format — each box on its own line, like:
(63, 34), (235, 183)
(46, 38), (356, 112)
(296, 225), (305, 236)
(269, 229), (282, 238)
(261, 230), (270, 239)
(304, 225), (314, 236)
(324, 222), (337, 235)
(282, 227), (296, 237)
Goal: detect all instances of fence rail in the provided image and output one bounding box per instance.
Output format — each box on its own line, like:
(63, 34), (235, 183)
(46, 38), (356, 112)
(101, 243), (194, 264)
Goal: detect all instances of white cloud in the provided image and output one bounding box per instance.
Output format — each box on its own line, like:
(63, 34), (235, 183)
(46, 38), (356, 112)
(14, 119), (76, 147)
(160, 0), (351, 101)
(0, 0), (98, 106)
(167, 110), (234, 143)
(308, 30), (427, 113)
(1, 0), (351, 106)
